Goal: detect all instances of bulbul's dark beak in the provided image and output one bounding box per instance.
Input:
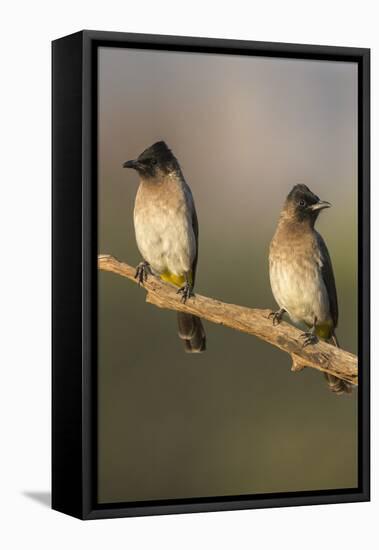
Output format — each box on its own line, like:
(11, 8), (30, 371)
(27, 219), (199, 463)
(123, 159), (139, 169)
(309, 200), (331, 212)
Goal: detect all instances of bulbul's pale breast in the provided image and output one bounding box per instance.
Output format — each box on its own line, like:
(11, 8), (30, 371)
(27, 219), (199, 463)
(133, 177), (196, 277)
(269, 228), (331, 326)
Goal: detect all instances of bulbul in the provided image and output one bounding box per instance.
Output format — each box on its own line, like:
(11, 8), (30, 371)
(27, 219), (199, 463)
(269, 184), (351, 395)
(123, 141), (206, 353)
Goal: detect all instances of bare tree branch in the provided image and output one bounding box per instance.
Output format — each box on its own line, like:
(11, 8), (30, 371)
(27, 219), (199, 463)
(98, 254), (358, 386)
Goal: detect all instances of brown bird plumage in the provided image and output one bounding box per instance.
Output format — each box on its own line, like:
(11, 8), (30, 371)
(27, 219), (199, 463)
(269, 184), (352, 395)
(123, 141), (206, 353)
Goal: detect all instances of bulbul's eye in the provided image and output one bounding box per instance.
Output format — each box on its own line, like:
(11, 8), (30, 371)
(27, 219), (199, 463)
(151, 159), (157, 166)
(299, 199), (306, 207)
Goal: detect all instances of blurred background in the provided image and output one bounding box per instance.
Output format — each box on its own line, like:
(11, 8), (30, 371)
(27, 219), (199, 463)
(98, 47), (358, 504)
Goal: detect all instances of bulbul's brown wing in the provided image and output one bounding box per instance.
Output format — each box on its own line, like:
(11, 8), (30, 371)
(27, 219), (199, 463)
(316, 231), (338, 328)
(191, 207), (199, 286)
(316, 233), (352, 394)
(176, 186), (205, 353)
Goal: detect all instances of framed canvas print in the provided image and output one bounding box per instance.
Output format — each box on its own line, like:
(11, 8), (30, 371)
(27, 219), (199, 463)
(52, 30), (370, 519)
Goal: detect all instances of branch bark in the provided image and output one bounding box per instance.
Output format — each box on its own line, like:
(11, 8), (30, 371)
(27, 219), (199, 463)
(98, 254), (358, 386)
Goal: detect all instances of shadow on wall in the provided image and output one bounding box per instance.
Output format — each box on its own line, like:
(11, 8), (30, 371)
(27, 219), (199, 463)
(22, 491), (51, 508)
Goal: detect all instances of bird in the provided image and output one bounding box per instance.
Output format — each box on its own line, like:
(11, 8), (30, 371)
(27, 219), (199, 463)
(123, 141), (206, 353)
(268, 184), (351, 395)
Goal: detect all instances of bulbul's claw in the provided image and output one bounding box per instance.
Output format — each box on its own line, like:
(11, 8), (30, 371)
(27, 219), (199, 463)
(299, 331), (318, 347)
(177, 283), (194, 304)
(268, 308), (285, 326)
(135, 261), (151, 286)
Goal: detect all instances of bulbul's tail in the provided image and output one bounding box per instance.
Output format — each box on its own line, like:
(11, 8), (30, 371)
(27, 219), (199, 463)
(177, 312), (206, 353)
(324, 333), (353, 396)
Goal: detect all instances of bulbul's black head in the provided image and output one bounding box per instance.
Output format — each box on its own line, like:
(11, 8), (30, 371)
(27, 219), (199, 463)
(123, 141), (180, 178)
(284, 184), (331, 223)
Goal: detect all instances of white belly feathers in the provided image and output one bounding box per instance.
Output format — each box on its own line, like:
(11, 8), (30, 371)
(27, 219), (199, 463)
(133, 178), (196, 276)
(269, 237), (330, 326)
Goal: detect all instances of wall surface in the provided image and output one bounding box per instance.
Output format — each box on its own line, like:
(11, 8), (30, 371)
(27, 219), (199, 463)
(0, 1), (376, 548)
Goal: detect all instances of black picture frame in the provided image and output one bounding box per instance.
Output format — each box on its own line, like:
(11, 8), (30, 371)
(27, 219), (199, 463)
(52, 30), (370, 520)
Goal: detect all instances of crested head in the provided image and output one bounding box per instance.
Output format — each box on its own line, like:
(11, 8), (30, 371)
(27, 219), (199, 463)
(287, 184), (319, 206)
(139, 141), (174, 163)
(123, 141), (180, 179)
(282, 184), (331, 225)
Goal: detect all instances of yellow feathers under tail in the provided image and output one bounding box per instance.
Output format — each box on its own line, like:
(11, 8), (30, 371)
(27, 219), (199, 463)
(159, 270), (193, 288)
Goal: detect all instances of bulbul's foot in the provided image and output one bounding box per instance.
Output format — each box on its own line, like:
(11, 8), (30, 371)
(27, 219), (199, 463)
(299, 331), (318, 347)
(135, 261), (151, 286)
(177, 282), (194, 304)
(268, 308), (286, 326)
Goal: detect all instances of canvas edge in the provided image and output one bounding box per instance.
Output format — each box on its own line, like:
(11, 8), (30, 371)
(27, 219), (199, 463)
(52, 30), (370, 520)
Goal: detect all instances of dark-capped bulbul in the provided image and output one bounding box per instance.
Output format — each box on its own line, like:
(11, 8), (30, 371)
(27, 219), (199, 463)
(269, 184), (351, 395)
(123, 141), (206, 353)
